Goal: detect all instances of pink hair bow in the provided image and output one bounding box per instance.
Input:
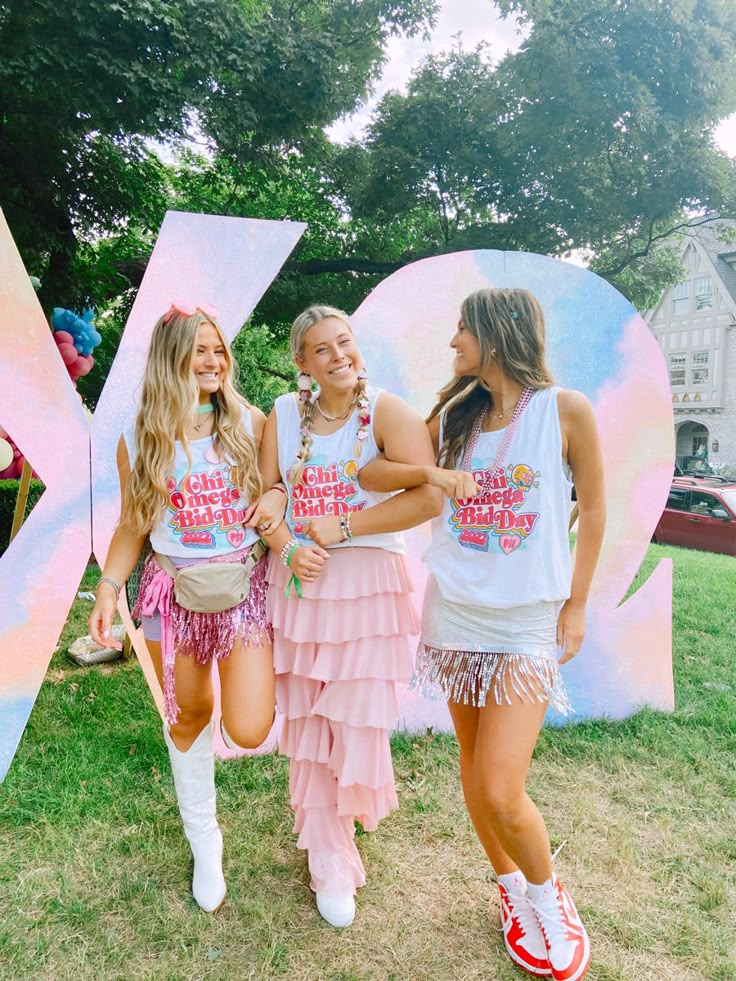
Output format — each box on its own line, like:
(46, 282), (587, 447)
(162, 302), (220, 325)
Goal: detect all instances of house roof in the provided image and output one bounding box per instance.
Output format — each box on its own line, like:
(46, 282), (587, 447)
(690, 221), (736, 305)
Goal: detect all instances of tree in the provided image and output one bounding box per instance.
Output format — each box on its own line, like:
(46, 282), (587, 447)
(329, 0), (736, 306)
(0, 0), (437, 308)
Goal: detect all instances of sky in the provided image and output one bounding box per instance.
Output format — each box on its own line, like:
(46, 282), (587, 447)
(328, 0), (736, 158)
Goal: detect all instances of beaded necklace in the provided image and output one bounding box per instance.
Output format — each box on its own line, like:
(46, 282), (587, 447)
(459, 388), (534, 493)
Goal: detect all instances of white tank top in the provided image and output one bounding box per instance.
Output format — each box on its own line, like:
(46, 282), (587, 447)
(275, 386), (404, 554)
(123, 406), (259, 558)
(423, 387), (573, 608)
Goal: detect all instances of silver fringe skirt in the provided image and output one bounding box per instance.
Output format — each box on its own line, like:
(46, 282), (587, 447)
(413, 576), (572, 715)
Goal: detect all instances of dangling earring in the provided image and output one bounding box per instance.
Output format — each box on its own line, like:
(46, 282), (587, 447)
(297, 371), (312, 402)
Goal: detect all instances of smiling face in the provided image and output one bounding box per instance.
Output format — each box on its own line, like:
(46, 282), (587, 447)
(450, 318), (483, 377)
(191, 321), (228, 401)
(296, 316), (363, 393)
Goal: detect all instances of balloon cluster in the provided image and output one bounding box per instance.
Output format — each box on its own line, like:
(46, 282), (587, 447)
(0, 426), (37, 480)
(51, 307), (101, 382)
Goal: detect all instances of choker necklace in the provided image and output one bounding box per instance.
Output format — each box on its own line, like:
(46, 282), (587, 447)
(193, 402), (215, 433)
(315, 395), (358, 422)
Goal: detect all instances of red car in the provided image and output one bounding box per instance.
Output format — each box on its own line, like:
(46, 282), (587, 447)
(653, 478), (736, 556)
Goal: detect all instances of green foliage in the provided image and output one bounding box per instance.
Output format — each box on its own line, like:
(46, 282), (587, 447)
(231, 323), (293, 414)
(0, 0), (437, 308)
(335, 1), (736, 308)
(0, 479), (45, 554)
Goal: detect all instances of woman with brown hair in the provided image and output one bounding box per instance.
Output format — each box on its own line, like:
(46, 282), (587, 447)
(360, 287), (605, 980)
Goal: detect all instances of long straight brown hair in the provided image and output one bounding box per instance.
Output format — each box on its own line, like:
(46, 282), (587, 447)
(428, 288), (554, 468)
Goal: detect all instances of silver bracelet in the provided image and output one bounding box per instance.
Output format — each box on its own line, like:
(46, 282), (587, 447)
(97, 576), (121, 597)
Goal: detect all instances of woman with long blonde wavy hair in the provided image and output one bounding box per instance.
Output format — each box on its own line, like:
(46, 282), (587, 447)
(89, 304), (284, 914)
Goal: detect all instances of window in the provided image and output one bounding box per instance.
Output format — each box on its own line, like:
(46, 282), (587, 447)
(695, 276), (713, 310)
(691, 434), (708, 457)
(691, 351), (709, 385)
(672, 281), (690, 316)
(669, 354), (686, 387)
(688, 492), (718, 516)
(666, 488), (688, 511)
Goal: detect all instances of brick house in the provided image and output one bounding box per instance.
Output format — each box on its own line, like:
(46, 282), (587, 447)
(645, 221), (736, 473)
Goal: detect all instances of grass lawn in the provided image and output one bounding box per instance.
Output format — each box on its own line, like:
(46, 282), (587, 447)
(1, 544), (735, 980)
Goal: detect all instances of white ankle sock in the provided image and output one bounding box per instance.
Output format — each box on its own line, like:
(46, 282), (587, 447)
(526, 878), (556, 905)
(498, 870), (527, 895)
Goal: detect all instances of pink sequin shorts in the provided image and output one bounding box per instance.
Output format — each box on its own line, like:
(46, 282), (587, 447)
(132, 545), (272, 724)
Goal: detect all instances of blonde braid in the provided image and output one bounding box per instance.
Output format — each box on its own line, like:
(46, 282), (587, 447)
(288, 389), (317, 486)
(353, 374), (370, 458)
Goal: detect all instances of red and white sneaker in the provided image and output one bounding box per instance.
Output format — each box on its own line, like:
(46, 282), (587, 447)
(527, 879), (591, 981)
(499, 883), (552, 977)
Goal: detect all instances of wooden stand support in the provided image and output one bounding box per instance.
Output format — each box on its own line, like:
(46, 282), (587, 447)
(9, 458), (33, 544)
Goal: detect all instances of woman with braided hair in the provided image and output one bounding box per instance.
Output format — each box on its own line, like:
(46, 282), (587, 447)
(253, 305), (441, 928)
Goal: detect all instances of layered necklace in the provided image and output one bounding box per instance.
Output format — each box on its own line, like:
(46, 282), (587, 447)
(460, 387), (534, 494)
(314, 393), (358, 422)
(192, 402), (215, 434)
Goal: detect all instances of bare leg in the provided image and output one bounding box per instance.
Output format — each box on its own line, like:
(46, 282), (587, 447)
(218, 639), (275, 749)
(449, 695), (553, 884)
(146, 639), (214, 748)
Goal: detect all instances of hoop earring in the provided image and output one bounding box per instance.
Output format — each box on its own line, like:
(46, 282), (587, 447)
(297, 371), (312, 402)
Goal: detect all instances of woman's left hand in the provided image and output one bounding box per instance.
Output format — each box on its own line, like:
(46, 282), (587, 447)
(556, 599), (586, 664)
(303, 515), (343, 548)
(245, 487), (287, 538)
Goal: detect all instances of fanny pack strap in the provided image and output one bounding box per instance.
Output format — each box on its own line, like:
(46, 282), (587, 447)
(154, 537), (267, 581)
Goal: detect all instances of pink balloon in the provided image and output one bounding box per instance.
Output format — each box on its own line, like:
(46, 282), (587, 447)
(74, 354), (93, 378)
(54, 330), (74, 346)
(57, 342), (78, 366)
(0, 465), (15, 479)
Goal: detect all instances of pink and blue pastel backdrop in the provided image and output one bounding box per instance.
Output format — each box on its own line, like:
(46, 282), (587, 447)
(351, 250), (675, 728)
(0, 210), (91, 780)
(0, 211), (305, 779)
(1, 222), (674, 781)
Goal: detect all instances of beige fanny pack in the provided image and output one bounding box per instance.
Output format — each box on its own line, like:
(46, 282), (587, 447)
(154, 539), (267, 613)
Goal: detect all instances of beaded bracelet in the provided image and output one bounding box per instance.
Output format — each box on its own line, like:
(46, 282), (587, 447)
(339, 512), (354, 542)
(279, 538), (300, 568)
(97, 576), (121, 597)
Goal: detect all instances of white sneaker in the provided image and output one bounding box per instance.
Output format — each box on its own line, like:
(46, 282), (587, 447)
(310, 849), (356, 928)
(527, 878), (591, 981)
(316, 891), (356, 928)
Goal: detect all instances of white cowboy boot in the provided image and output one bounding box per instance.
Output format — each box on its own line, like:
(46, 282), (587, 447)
(163, 721), (226, 912)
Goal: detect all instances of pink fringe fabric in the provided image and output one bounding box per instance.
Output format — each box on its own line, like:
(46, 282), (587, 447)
(267, 546), (418, 895)
(132, 546), (271, 725)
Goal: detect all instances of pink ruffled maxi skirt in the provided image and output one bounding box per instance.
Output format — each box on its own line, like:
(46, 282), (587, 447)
(266, 546), (418, 895)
